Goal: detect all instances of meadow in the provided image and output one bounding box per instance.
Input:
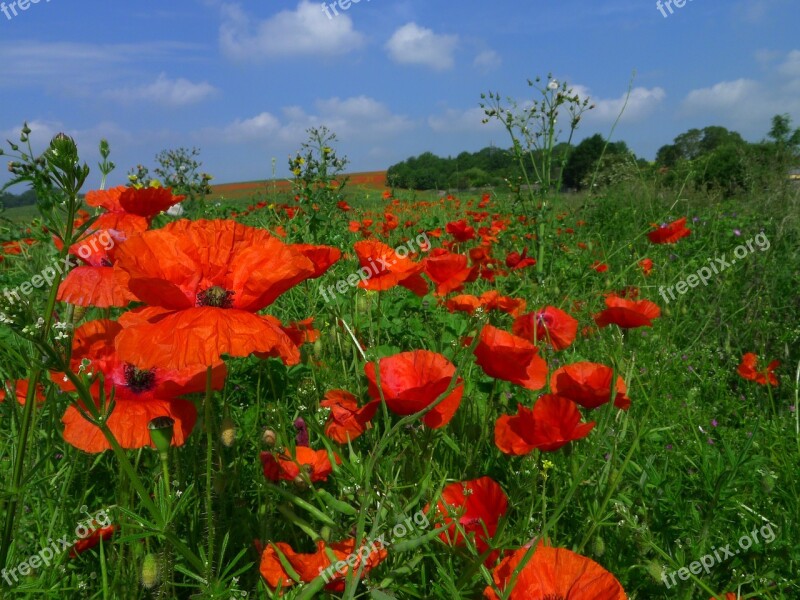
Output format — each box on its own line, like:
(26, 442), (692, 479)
(0, 129), (798, 600)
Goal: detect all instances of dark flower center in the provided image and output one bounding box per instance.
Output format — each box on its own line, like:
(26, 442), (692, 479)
(124, 363), (156, 394)
(197, 286), (235, 308)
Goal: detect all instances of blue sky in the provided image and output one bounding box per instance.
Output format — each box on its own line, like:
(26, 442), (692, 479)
(0, 0), (798, 188)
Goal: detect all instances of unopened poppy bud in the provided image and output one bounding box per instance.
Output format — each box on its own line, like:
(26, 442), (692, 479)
(261, 428), (277, 447)
(592, 535), (605, 558)
(220, 416), (236, 447)
(140, 553), (160, 589)
(293, 474), (309, 490)
(312, 338), (323, 358)
(148, 416), (175, 459)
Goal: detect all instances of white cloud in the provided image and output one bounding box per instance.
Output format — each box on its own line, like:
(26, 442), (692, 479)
(219, 1), (364, 61)
(473, 50), (501, 73)
(211, 96), (413, 144)
(385, 23), (458, 71)
(677, 50), (800, 133)
(103, 74), (216, 107)
(573, 85), (666, 122)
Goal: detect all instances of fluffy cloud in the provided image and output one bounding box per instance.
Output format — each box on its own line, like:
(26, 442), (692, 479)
(103, 74), (216, 107)
(385, 23), (458, 71)
(219, 1), (365, 61)
(214, 96), (413, 144)
(572, 85), (666, 122)
(680, 50), (800, 128)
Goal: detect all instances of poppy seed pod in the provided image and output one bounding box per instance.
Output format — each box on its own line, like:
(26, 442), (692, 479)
(148, 416), (175, 459)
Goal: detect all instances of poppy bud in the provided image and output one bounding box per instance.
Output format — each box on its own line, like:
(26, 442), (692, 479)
(220, 416), (236, 447)
(261, 428), (277, 447)
(148, 416), (175, 460)
(356, 294), (369, 316)
(312, 337), (323, 358)
(140, 553), (160, 589)
(293, 474), (309, 490)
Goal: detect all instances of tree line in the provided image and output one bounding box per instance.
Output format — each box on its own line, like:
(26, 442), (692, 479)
(387, 114), (800, 195)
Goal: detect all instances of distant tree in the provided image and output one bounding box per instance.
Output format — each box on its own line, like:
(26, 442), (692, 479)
(562, 134), (632, 190)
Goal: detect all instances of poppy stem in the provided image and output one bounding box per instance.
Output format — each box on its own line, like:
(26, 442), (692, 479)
(203, 365), (216, 582)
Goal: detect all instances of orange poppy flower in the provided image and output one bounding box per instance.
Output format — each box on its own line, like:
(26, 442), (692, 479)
(423, 249), (477, 296)
(280, 317), (320, 346)
(321, 390), (379, 443)
(292, 244), (342, 278)
(113, 220), (315, 369)
(591, 261), (609, 273)
(513, 306), (578, 351)
(261, 446), (339, 483)
(57, 318), (224, 453)
(484, 542), (626, 599)
(429, 477), (508, 557)
(638, 258), (653, 275)
(353, 240), (428, 296)
(0, 379), (46, 405)
(495, 394), (595, 454)
(737, 353), (779, 386)
(260, 538), (387, 592)
(550, 362), (630, 410)
(594, 294), (661, 329)
(474, 325), (548, 391)
(365, 350), (463, 429)
(648, 217), (691, 244)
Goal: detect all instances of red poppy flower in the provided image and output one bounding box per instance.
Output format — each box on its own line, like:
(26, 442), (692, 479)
(474, 325), (548, 391)
(505, 248), (536, 270)
(594, 294), (661, 329)
(423, 249), (477, 296)
(513, 306), (578, 351)
(446, 219), (475, 242)
(429, 477), (508, 557)
(591, 261), (609, 273)
(69, 525), (117, 558)
(550, 362), (630, 410)
(484, 542), (626, 599)
(321, 390), (379, 444)
(648, 217), (691, 244)
(86, 186), (185, 220)
(737, 353), (779, 386)
(495, 394), (595, 454)
(365, 350), (463, 429)
(0, 379), (46, 405)
(639, 258), (653, 275)
(353, 240), (428, 296)
(113, 220), (314, 369)
(261, 446), (339, 483)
